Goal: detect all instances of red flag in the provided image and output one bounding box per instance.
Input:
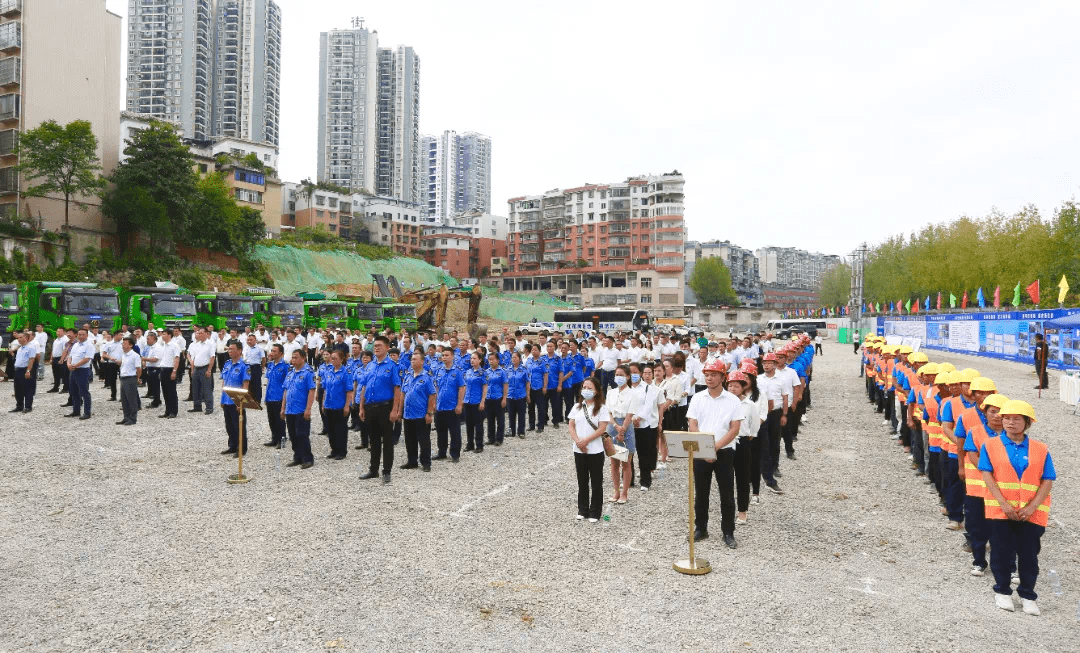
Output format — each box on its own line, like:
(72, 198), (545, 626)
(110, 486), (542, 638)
(1026, 280), (1040, 304)
(961, 290), (969, 309)
(913, 299), (919, 314)
(993, 286), (1000, 308)
(936, 292), (942, 310)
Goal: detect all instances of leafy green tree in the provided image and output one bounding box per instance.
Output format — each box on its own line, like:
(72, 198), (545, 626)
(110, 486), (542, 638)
(104, 120), (199, 245)
(819, 262), (851, 307)
(16, 119), (104, 228)
(688, 257), (738, 306)
(189, 172), (238, 253)
(101, 184), (168, 250)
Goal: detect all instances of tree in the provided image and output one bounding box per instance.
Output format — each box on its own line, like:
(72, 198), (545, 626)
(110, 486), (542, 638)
(101, 184), (168, 249)
(104, 120), (199, 246)
(189, 172), (239, 253)
(16, 119), (104, 229)
(688, 257), (738, 306)
(818, 262), (851, 307)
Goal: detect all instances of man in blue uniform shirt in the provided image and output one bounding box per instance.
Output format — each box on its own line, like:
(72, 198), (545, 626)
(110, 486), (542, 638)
(280, 349), (316, 468)
(434, 349), (466, 461)
(263, 343), (290, 448)
(359, 335), (403, 484)
(219, 342), (251, 456)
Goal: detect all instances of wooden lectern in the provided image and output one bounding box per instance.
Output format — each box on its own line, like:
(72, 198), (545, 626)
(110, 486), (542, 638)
(665, 431), (716, 575)
(223, 387), (262, 484)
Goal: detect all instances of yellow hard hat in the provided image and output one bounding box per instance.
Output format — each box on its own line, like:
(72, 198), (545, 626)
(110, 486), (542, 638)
(899, 345), (914, 354)
(938, 362), (956, 373)
(981, 394), (1009, 410)
(999, 399), (1036, 423)
(958, 368), (981, 383)
(969, 377), (997, 393)
(911, 352), (929, 363)
(935, 371), (955, 385)
(920, 362), (940, 375)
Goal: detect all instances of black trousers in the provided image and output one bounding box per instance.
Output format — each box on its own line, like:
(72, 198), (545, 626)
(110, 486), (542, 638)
(365, 401), (394, 474)
(548, 387), (563, 424)
(574, 451), (605, 519)
(636, 425), (658, 488)
(13, 367), (35, 410)
(160, 371), (179, 416)
(435, 409), (461, 458)
(989, 520), (1044, 600)
(103, 361), (118, 399)
(749, 428), (765, 494)
(324, 406), (348, 457)
(247, 364), (263, 403)
(266, 400), (286, 444)
(527, 388), (544, 430)
(285, 413), (313, 463)
(762, 409), (781, 482)
(145, 368), (161, 403)
(561, 383), (580, 419)
(404, 417), (432, 467)
(486, 399), (505, 443)
(694, 449), (736, 537)
(507, 397), (527, 436)
(223, 403), (247, 453)
(734, 436), (752, 512)
(50, 360), (68, 391)
(464, 402), (484, 450)
(533, 388), (550, 430)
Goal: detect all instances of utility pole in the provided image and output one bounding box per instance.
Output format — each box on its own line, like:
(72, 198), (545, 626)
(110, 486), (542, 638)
(849, 242), (867, 342)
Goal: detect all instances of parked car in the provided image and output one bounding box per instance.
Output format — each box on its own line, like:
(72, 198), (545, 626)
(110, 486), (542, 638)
(519, 321), (556, 335)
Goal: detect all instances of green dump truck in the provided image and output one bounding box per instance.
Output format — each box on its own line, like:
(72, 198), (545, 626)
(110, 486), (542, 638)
(348, 302), (385, 332)
(0, 283), (22, 350)
(371, 298), (417, 332)
(298, 292), (349, 330)
(246, 289), (305, 330)
(194, 292), (254, 332)
(20, 281), (122, 337)
(118, 285), (197, 337)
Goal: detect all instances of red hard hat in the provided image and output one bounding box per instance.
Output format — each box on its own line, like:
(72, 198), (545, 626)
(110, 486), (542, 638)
(727, 371), (748, 384)
(763, 353), (778, 361)
(703, 359), (728, 373)
(739, 360), (757, 375)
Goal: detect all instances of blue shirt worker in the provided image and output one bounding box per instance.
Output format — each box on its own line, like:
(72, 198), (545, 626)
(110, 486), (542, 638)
(262, 344), (290, 447)
(12, 332), (38, 413)
(463, 353), (488, 453)
(281, 349), (317, 468)
(505, 353), (530, 439)
(434, 349), (466, 461)
(401, 351), (438, 470)
(321, 350), (353, 460)
(483, 354), (509, 445)
(358, 336), (403, 483)
(526, 349), (549, 433)
(219, 342), (251, 455)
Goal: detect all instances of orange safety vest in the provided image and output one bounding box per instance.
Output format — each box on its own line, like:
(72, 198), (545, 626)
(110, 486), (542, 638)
(964, 422), (1000, 498)
(941, 396), (969, 456)
(866, 353), (877, 379)
(924, 388), (943, 450)
(884, 359), (895, 390)
(983, 437), (1052, 526)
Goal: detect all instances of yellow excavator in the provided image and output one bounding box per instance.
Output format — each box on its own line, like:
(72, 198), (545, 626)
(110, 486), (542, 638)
(395, 283), (484, 335)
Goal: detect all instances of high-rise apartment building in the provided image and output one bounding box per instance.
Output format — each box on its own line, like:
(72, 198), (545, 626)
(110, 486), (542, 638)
(684, 240), (762, 306)
(126, 0), (281, 146)
(755, 246), (840, 289)
(0, 0), (122, 241)
(504, 172), (686, 317)
(421, 129), (491, 222)
(317, 26), (420, 204)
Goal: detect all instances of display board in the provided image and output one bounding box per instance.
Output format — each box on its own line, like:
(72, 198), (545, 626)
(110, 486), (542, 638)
(878, 309), (1080, 370)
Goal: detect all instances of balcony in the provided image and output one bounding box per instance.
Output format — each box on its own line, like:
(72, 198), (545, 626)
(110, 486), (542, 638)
(0, 92), (18, 122)
(0, 21), (19, 52)
(0, 165), (17, 193)
(0, 56), (18, 87)
(0, 0), (22, 17)
(0, 128), (15, 156)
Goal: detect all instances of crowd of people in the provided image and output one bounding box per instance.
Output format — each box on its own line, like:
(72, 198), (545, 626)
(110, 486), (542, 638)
(861, 336), (1054, 616)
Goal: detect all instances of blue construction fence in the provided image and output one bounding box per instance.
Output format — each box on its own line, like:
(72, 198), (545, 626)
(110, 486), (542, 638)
(876, 308), (1080, 370)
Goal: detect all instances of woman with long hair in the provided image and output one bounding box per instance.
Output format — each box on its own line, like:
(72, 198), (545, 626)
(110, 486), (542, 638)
(606, 364), (639, 504)
(568, 377), (610, 522)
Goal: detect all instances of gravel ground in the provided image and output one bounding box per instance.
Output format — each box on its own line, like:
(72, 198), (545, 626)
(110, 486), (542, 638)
(1, 350), (1078, 652)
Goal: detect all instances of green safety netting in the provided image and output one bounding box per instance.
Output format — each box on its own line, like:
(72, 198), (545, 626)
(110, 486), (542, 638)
(253, 246), (572, 323)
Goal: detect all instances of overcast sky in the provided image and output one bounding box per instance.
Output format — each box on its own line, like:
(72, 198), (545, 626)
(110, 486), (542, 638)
(105, 0), (1080, 256)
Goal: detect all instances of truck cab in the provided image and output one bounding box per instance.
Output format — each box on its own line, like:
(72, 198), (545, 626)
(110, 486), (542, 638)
(380, 302), (417, 333)
(348, 302), (384, 332)
(119, 285), (196, 338)
(302, 300), (349, 330)
(194, 293), (254, 332)
(0, 283), (21, 349)
(22, 282), (122, 337)
(249, 294), (305, 330)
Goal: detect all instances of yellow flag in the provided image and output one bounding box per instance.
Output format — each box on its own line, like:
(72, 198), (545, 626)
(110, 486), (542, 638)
(1059, 275), (1070, 303)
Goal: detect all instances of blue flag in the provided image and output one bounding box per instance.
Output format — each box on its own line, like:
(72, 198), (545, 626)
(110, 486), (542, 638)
(977, 287), (985, 308)
(924, 295), (930, 311)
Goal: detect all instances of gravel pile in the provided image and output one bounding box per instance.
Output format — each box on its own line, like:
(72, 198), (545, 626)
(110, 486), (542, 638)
(1, 350), (1078, 651)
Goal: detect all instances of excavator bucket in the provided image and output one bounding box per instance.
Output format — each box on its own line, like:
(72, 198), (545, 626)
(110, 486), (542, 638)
(371, 274), (393, 299)
(387, 275), (405, 299)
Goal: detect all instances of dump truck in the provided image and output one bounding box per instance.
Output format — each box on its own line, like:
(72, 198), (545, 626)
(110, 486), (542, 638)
(245, 288), (305, 330)
(298, 292), (349, 330)
(194, 292), (254, 332)
(0, 283), (22, 349)
(118, 284), (197, 337)
(20, 281), (122, 337)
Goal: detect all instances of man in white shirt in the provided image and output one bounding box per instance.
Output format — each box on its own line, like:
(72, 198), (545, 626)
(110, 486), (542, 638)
(686, 359), (743, 548)
(32, 325), (47, 380)
(117, 336), (143, 426)
(756, 353), (786, 494)
(282, 330), (303, 361)
(775, 349), (803, 464)
(140, 331), (163, 407)
(48, 327), (70, 393)
(598, 336), (619, 389)
(187, 327), (217, 414)
(66, 328), (97, 419)
(101, 332), (124, 402)
(156, 331), (181, 418)
(12, 331), (38, 412)
(242, 333), (266, 403)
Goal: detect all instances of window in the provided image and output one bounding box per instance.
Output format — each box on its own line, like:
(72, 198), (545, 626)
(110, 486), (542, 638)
(641, 277), (652, 288)
(199, 163), (208, 173)
(316, 209), (324, 217)
(441, 239), (447, 244)
(640, 294), (652, 304)
(234, 169), (265, 185)
(315, 195), (326, 206)
(235, 188), (263, 204)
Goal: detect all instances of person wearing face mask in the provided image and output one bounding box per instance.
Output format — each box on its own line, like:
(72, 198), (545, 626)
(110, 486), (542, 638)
(605, 365), (640, 504)
(568, 377), (611, 522)
(631, 362), (663, 491)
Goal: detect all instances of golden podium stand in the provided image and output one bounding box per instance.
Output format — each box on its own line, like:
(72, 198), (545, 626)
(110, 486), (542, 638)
(666, 432), (716, 575)
(223, 387), (262, 484)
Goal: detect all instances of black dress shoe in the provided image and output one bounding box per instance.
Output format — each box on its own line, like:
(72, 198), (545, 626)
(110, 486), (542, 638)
(355, 444), (367, 450)
(473, 447), (483, 454)
(301, 462), (314, 469)
(141, 394), (153, 399)
(46, 388), (58, 393)
(116, 420), (128, 425)
(159, 414), (171, 418)
(23, 408), (32, 413)
(692, 529), (709, 542)
(359, 471), (379, 480)
(318, 431), (328, 436)
(184, 396), (193, 401)
(724, 534), (738, 549)
(332, 455), (346, 461)
(79, 415), (91, 420)
(108, 398), (117, 402)
(433, 454), (448, 460)
(64, 412), (79, 418)
(326, 453), (337, 459)
(422, 465), (431, 472)
(786, 453), (797, 460)
(399, 462), (419, 469)
(263, 441), (279, 447)
(286, 460), (302, 467)
(187, 408), (202, 413)
(148, 402), (161, 408)
(382, 474), (391, 485)
(8, 407), (22, 413)
(451, 457), (460, 463)
(221, 449), (238, 455)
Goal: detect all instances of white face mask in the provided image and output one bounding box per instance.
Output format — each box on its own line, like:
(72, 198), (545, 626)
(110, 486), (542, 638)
(614, 375), (627, 387)
(581, 389), (596, 400)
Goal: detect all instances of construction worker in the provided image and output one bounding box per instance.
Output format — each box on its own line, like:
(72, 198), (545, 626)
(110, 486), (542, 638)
(979, 400), (1054, 615)
(939, 368), (980, 531)
(961, 391), (1008, 577)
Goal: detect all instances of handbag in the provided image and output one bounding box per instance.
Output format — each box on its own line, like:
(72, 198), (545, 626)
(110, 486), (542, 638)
(581, 403), (617, 456)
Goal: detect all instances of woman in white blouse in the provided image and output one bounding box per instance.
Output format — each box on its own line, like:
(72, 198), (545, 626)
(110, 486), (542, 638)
(727, 371), (761, 524)
(568, 377), (611, 522)
(632, 362), (663, 490)
(605, 365), (639, 504)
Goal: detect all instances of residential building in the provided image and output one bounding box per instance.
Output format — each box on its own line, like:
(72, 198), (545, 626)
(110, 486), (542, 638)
(761, 285), (821, 311)
(420, 129), (492, 222)
(755, 246), (841, 289)
(504, 171), (686, 317)
(450, 210), (507, 240)
(420, 224), (507, 282)
(188, 136), (282, 236)
(684, 239), (762, 306)
(0, 0), (122, 243)
(316, 23), (420, 204)
(359, 195), (430, 257)
(125, 0), (281, 147)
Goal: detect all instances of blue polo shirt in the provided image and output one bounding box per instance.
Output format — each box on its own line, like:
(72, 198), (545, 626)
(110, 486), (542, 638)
(264, 358), (289, 403)
(220, 359), (250, 405)
(571, 353), (586, 385)
(964, 425), (1003, 453)
(506, 365), (528, 399)
(485, 367), (507, 400)
(283, 365), (316, 415)
(435, 365), (465, 412)
(954, 408), (986, 442)
(321, 365), (350, 410)
(464, 368), (486, 404)
(559, 355), (575, 389)
(402, 370), (436, 420)
(351, 365), (369, 405)
(499, 350), (512, 369)
(978, 436), (1057, 480)
(583, 356), (596, 379)
(364, 356), (401, 404)
(526, 356), (546, 390)
(455, 351), (471, 373)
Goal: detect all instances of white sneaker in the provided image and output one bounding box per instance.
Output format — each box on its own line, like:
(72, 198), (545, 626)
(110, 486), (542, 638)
(907, 454), (914, 460)
(575, 514), (584, 521)
(588, 517), (598, 523)
(800, 419), (809, 426)
(995, 593), (1015, 611)
(970, 565), (985, 577)
(736, 517), (747, 525)
(640, 485), (648, 492)
(1021, 598), (1040, 616)
(751, 495), (760, 504)
(882, 419), (890, 425)
(657, 462), (667, 469)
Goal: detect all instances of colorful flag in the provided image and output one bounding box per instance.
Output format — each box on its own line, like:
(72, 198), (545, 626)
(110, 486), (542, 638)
(1059, 275), (1070, 303)
(1026, 280), (1040, 305)
(949, 293), (957, 308)
(912, 299), (919, 314)
(924, 295), (930, 311)
(937, 292), (942, 310)
(1012, 282), (1021, 306)
(961, 291), (969, 309)
(993, 286), (1001, 309)
(904, 298), (911, 313)
(976, 287), (985, 309)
